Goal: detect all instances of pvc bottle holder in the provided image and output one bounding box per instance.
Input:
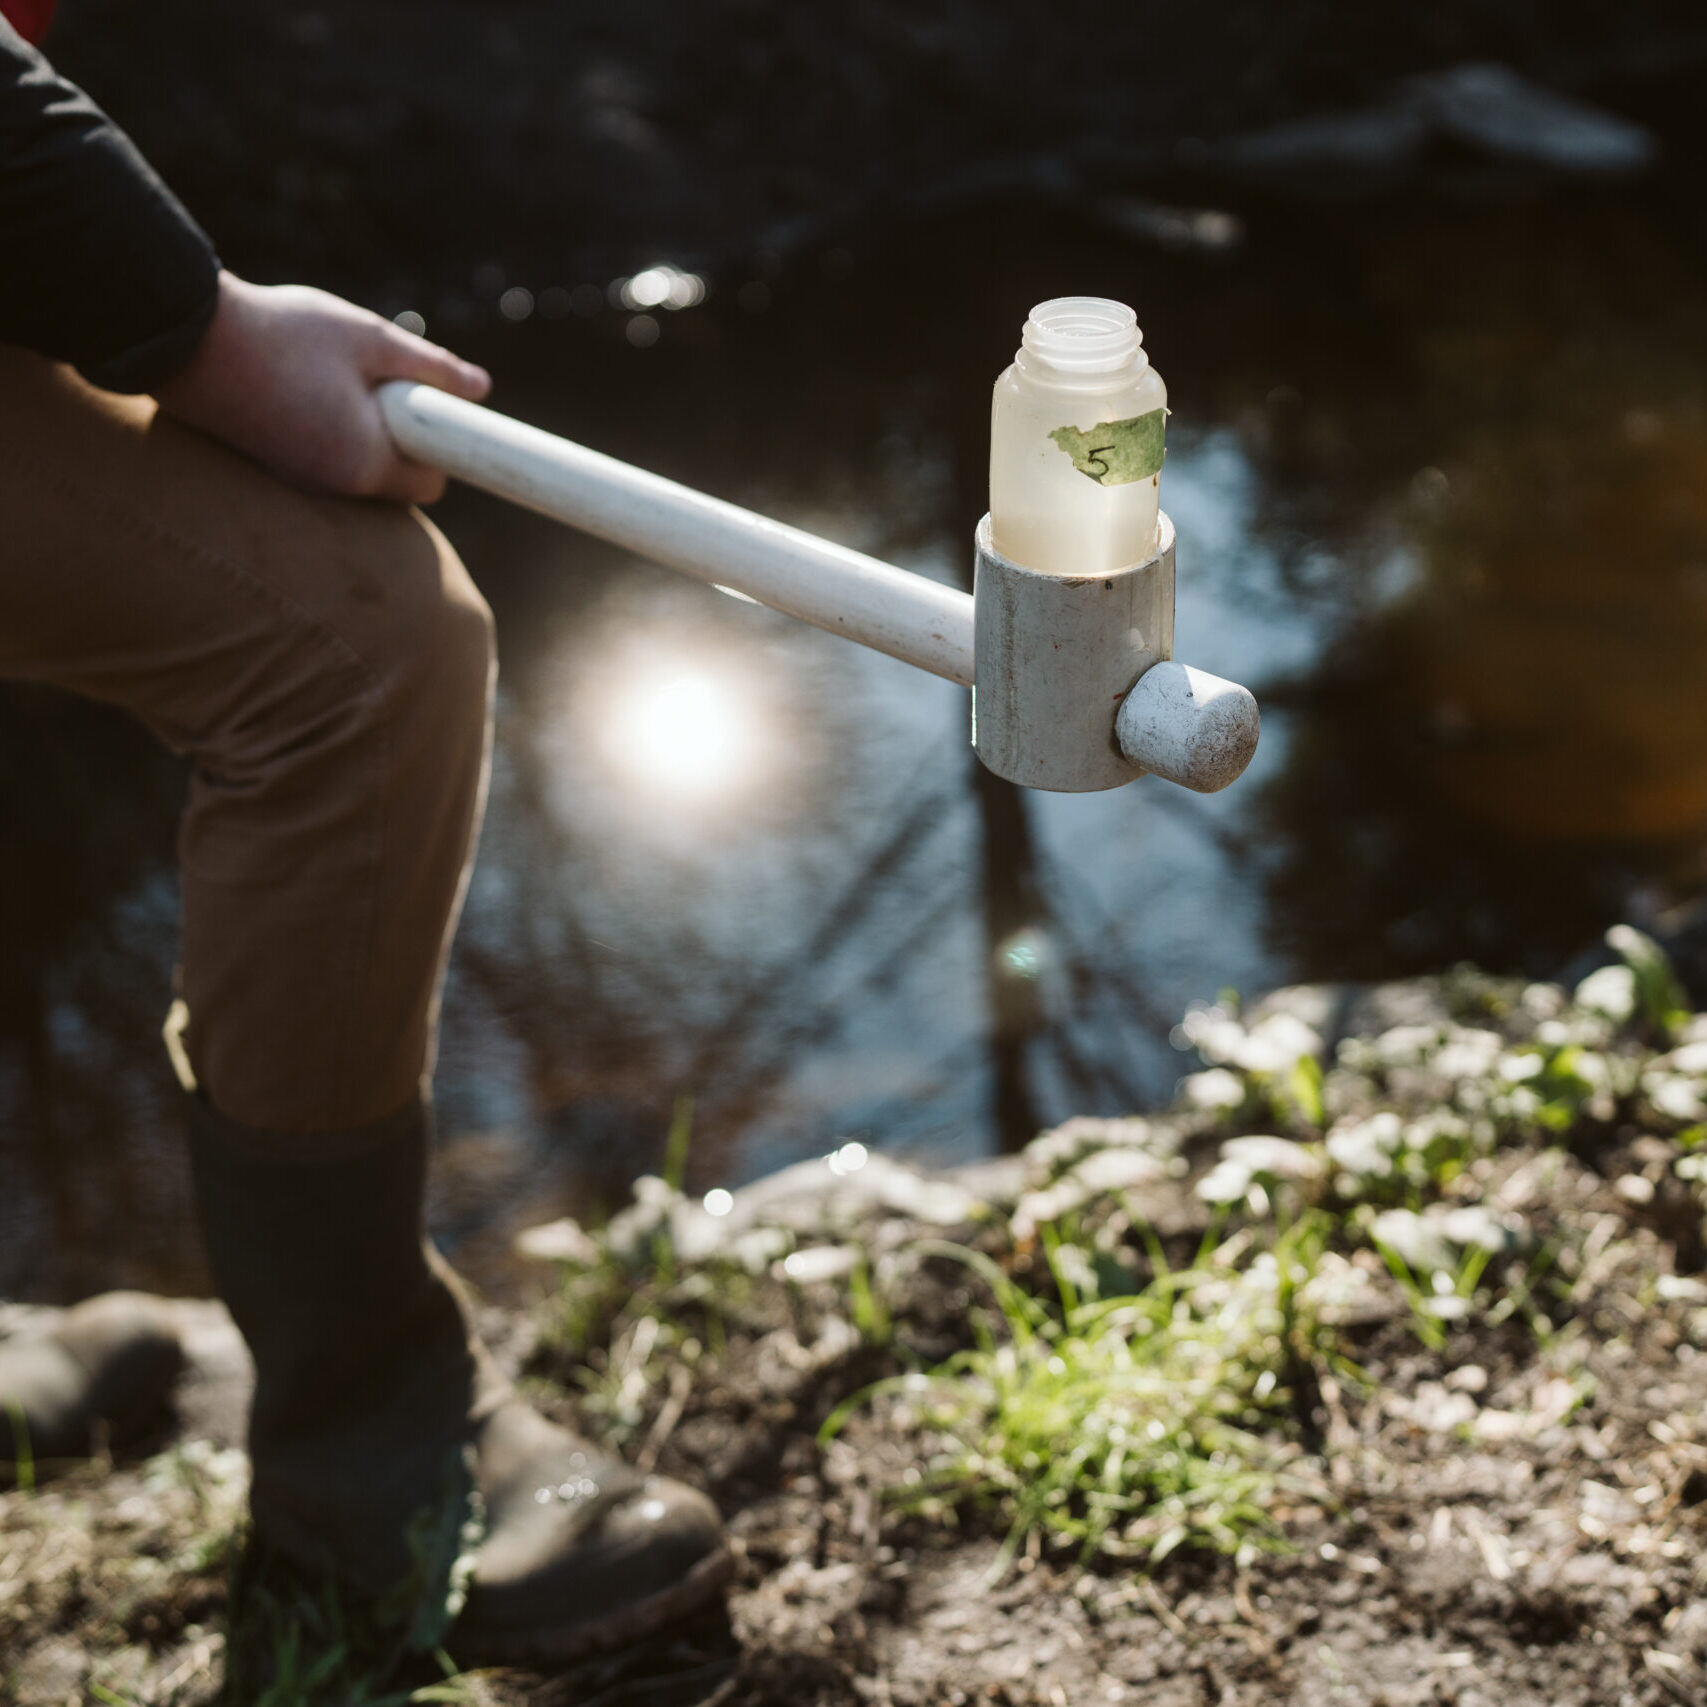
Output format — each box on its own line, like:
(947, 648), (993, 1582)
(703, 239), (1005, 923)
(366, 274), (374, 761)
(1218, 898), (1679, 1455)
(974, 511), (1174, 792)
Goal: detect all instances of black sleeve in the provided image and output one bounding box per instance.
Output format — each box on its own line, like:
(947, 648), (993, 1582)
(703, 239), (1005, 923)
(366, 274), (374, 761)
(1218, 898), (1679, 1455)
(0, 15), (219, 393)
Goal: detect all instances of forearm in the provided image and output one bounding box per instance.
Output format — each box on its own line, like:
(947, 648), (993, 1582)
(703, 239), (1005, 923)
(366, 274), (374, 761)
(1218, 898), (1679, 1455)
(0, 14), (218, 392)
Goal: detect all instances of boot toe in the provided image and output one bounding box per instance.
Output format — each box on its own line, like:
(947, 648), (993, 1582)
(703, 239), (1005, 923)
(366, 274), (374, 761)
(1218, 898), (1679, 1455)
(1, 1292), (184, 1466)
(54, 1292), (185, 1439)
(461, 1470), (730, 1662)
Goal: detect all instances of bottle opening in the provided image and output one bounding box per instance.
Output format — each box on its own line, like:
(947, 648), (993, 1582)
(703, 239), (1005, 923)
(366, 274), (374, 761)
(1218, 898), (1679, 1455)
(1021, 296), (1144, 375)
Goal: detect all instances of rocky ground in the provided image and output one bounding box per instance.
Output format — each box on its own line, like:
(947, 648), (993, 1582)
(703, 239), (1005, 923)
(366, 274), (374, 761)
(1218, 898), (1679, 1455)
(9, 941), (1707, 1704)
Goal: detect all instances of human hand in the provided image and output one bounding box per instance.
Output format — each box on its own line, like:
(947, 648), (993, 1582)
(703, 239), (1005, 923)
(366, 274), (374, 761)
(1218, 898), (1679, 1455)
(152, 271), (490, 504)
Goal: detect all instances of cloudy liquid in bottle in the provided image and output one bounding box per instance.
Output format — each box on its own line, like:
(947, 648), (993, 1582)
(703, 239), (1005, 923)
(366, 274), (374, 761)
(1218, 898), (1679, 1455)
(989, 297), (1166, 575)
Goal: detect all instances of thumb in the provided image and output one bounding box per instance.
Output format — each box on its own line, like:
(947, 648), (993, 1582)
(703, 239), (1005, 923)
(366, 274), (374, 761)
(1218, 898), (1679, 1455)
(373, 323), (492, 403)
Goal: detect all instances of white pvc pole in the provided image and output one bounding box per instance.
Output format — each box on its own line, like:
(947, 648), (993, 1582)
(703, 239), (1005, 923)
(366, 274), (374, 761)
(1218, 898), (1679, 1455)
(379, 381), (975, 687)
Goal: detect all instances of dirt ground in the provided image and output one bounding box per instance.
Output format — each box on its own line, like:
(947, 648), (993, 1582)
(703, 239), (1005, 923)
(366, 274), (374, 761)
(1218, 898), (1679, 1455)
(7, 972), (1707, 1706)
(554, 1148), (1707, 1707)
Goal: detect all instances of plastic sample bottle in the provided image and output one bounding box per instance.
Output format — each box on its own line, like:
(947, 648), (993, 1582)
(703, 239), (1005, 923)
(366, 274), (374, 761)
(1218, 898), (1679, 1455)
(989, 296), (1166, 575)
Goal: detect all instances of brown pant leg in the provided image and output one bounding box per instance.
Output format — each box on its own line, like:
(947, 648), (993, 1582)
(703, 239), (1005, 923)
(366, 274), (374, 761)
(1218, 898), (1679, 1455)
(0, 348), (495, 1134)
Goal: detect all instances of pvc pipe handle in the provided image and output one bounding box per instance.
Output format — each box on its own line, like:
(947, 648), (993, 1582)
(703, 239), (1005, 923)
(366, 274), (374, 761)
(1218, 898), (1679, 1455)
(379, 381), (975, 686)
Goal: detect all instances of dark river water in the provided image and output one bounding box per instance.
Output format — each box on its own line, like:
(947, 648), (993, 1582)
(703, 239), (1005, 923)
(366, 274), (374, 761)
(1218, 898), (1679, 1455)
(9, 128), (1707, 1301)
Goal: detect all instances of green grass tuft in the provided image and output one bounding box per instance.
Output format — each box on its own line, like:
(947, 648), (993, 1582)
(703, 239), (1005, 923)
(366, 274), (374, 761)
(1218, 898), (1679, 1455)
(828, 1217), (1347, 1577)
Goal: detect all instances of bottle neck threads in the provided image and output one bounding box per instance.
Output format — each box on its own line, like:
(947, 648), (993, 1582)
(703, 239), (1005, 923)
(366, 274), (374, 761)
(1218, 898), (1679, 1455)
(1018, 296), (1146, 377)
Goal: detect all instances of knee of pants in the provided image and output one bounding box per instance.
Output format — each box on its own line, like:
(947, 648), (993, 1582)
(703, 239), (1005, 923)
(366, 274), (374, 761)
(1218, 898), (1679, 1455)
(372, 512), (497, 789)
(178, 507), (495, 886)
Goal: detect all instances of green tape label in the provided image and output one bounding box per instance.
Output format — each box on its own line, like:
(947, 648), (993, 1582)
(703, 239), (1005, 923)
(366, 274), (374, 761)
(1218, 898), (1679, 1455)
(1049, 409), (1166, 486)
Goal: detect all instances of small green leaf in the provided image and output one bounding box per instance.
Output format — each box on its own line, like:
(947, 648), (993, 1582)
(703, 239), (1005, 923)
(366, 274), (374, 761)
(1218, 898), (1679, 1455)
(1607, 924), (1690, 1043)
(662, 1094), (694, 1192)
(4, 1399), (34, 1495)
(1288, 1054), (1326, 1129)
(1049, 410), (1166, 486)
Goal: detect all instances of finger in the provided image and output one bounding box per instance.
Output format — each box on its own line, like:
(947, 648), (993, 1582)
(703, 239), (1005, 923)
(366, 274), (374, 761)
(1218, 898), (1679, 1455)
(374, 323), (491, 401)
(372, 455), (449, 507)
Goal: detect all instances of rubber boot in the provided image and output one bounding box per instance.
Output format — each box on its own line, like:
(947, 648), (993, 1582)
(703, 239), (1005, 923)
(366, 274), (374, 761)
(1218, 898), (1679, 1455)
(185, 1094), (731, 1663)
(0, 1292), (183, 1475)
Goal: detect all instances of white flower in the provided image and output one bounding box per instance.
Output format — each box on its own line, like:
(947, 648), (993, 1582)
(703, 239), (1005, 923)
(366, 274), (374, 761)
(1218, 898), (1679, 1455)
(1436, 1205), (1516, 1252)
(1180, 1068), (1247, 1112)
(1607, 923), (1669, 971)
(1646, 1073), (1707, 1123)
(1371, 1204), (1518, 1272)
(1298, 1252), (1377, 1322)
(1013, 1178), (1095, 1233)
(1368, 1024), (1442, 1067)
(1024, 1114), (1163, 1177)
(1220, 1135), (1324, 1180)
(1072, 1147), (1167, 1193)
(1402, 1111), (1470, 1153)
(1570, 1050), (1612, 1089)
(1574, 964), (1637, 1024)
(1176, 1005), (1320, 1075)
(1370, 1208), (1455, 1273)
(1327, 1112), (1403, 1176)
(1498, 1052), (1545, 1083)
(1235, 1012), (1321, 1075)
(1657, 1042), (1707, 1076)
(1432, 1027), (1503, 1082)
(1196, 1160), (1253, 1204)
(1175, 1004), (1248, 1066)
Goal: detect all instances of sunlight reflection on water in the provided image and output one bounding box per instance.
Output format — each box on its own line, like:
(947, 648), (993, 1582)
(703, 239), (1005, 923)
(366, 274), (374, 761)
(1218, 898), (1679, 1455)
(596, 666), (763, 800)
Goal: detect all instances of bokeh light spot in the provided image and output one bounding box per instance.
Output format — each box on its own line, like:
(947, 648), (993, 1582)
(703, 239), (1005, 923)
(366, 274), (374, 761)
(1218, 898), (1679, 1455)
(619, 264), (706, 312)
(601, 669), (758, 799)
(827, 1140), (868, 1176)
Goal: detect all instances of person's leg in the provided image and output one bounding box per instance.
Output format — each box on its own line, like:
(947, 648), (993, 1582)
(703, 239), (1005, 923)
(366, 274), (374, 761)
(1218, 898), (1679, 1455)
(0, 346), (490, 1129)
(186, 1107), (731, 1659)
(0, 348), (728, 1655)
